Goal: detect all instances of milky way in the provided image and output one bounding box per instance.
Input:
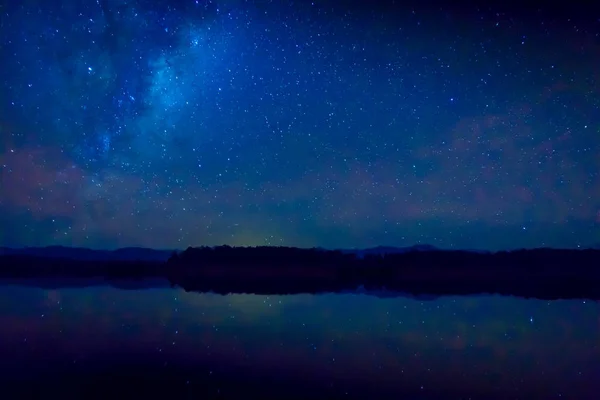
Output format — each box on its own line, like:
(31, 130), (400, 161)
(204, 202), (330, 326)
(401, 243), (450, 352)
(1, 1), (599, 250)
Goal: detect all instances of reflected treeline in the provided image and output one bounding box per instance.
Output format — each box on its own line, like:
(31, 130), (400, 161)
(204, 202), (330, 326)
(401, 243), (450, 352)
(1, 246), (600, 299)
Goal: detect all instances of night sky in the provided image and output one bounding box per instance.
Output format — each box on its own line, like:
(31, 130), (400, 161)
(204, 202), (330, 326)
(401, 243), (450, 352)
(1, 0), (599, 250)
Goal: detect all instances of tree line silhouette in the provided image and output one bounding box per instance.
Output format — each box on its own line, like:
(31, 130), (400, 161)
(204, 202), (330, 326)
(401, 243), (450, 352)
(168, 245), (599, 272)
(165, 246), (600, 299)
(1, 246), (599, 299)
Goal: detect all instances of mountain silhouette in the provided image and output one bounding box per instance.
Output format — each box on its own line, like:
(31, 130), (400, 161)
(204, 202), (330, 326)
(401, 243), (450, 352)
(0, 246), (174, 262)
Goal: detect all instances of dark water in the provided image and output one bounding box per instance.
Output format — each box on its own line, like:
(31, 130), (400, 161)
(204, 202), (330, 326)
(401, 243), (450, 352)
(0, 281), (598, 399)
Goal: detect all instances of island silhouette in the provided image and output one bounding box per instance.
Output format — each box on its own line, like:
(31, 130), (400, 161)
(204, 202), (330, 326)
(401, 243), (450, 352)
(1, 245), (599, 300)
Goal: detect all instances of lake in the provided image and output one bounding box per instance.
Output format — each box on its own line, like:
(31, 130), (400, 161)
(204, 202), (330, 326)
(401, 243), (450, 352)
(0, 280), (598, 399)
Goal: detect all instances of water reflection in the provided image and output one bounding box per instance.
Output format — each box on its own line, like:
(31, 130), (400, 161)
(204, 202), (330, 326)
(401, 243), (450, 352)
(0, 283), (598, 399)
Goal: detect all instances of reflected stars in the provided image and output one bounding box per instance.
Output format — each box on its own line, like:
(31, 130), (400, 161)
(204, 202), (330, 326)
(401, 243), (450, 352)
(2, 283), (600, 397)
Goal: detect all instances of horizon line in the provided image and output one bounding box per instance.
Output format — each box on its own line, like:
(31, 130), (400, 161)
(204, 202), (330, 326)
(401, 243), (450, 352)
(1, 243), (599, 253)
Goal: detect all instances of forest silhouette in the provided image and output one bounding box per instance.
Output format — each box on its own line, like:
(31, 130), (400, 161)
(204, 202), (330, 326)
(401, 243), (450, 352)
(1, 245), (599, 299)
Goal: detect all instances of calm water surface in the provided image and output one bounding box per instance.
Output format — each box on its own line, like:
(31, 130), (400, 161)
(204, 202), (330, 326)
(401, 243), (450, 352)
(0, 281), (598, 399)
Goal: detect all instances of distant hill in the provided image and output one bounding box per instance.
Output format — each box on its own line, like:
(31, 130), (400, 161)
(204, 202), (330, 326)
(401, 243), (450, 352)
(0, 246), (174, 262)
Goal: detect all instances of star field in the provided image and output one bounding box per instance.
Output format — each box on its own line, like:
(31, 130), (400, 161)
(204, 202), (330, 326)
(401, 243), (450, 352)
(1, 0), (599, 250)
